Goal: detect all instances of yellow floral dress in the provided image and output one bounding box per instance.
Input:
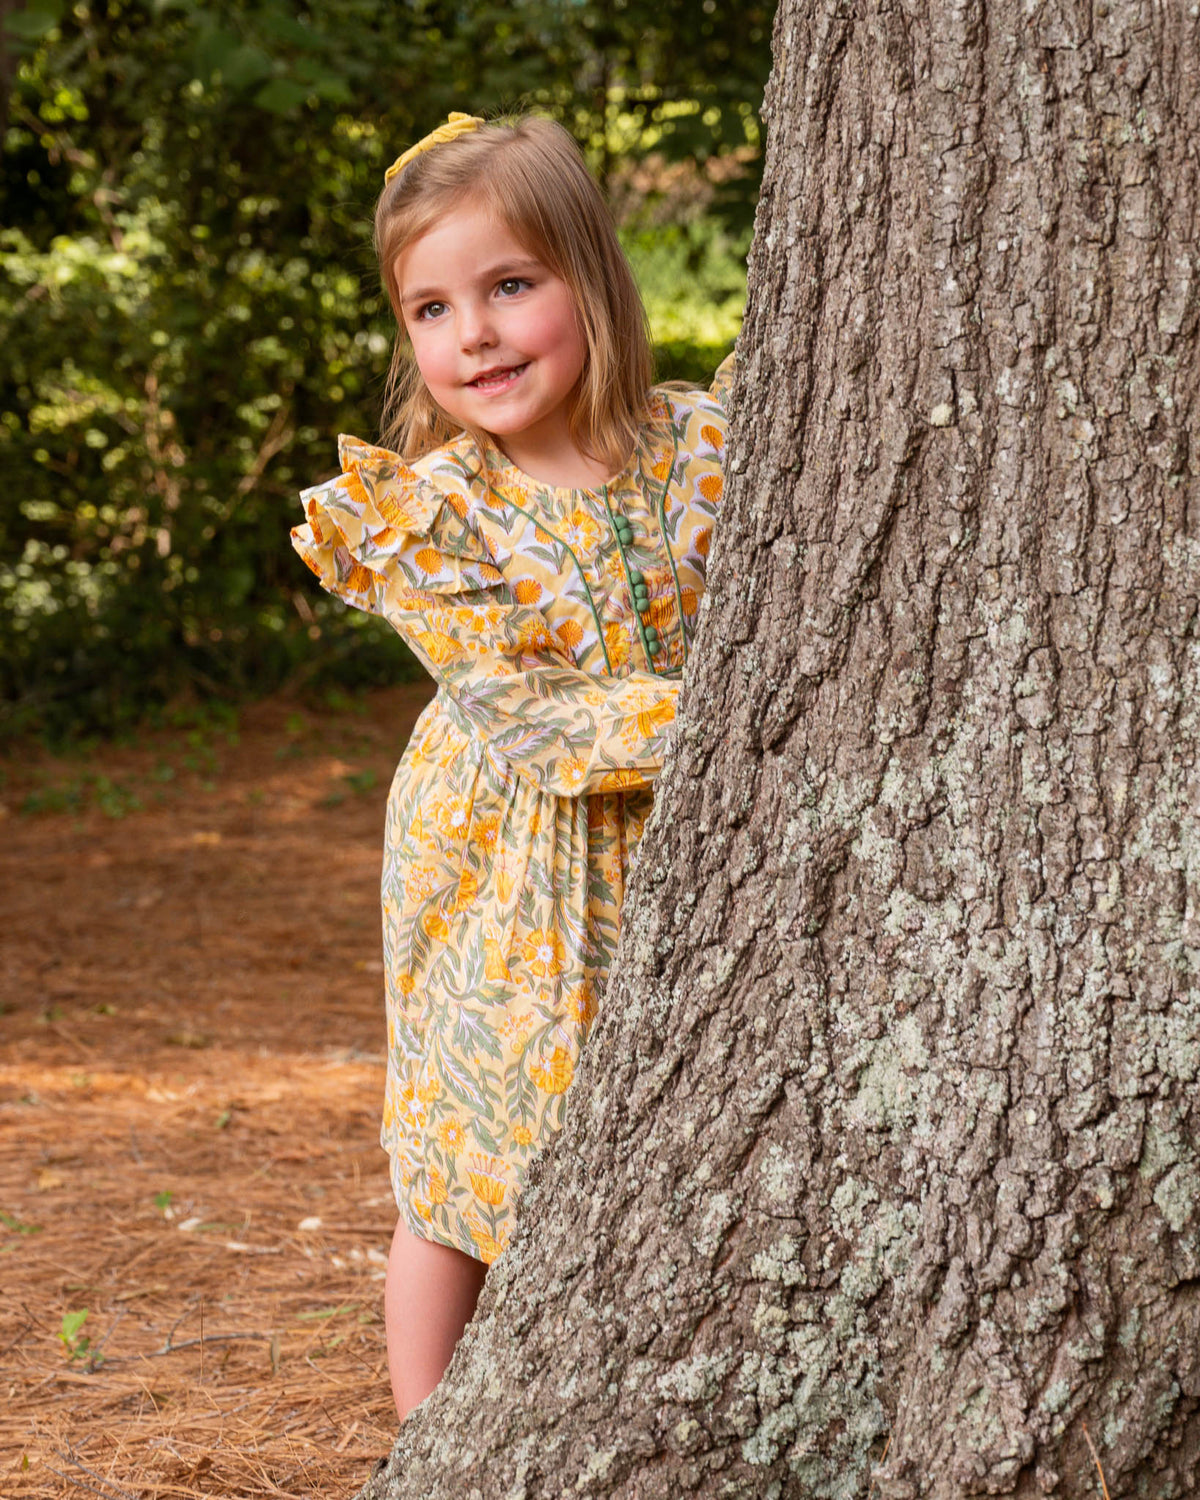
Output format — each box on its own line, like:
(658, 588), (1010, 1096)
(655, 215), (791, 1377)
(292, 370), (732, 1264)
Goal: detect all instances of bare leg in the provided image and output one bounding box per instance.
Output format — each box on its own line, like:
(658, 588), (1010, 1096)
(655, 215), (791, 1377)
(385, 1216), (488, 1421)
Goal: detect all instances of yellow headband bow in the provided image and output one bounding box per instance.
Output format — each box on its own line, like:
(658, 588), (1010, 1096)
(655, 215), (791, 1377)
(384, 112), (485, 184)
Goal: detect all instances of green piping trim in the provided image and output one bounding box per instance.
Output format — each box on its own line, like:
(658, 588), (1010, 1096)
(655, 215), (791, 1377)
(600, 481), (663, 676)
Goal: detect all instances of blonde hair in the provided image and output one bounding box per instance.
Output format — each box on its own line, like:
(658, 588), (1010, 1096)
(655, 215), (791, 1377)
(374, 115), (653, 473)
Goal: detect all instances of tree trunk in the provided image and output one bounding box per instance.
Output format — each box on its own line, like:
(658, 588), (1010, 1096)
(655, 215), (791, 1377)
(364, 1), (1200, 1495)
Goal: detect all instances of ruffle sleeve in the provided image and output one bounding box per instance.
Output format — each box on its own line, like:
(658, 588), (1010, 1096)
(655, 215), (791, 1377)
(292, 436), (678, 798)
(291, 435), (503, 613)
(709, 350), (736, 412)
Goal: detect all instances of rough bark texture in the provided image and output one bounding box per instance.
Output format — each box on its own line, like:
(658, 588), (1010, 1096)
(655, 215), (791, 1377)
(365, 1), (1200, 1495)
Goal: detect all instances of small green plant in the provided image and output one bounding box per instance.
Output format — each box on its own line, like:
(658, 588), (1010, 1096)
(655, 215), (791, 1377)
(153, 1190), (173, 1213)
(58, 1308), (98, 1363)
(342, 768), (377, 796)
(21, 780), (86, 815)
(0, 1210), (42, 1235)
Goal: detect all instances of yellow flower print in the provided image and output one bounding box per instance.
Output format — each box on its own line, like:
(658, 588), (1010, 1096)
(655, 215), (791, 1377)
(517, 619), (555, 652)
(370, 525), (398, 548)
(529, 812), (542, 836)
(649, 456), (672, 482)
(562, 508), (603, 553)
(555, 617), (584, 651)
(454, 867), (479, 912)
(494, 844), (522, 903)
(523, 928), (565, 978)
(570, 987), (597, 1027)
(500, 1010), (533, 1049)
(422, 910), (450, 942)
(558, 757), (588, 793)
(437, 1117), (467, 1155)
(530, 1046), (575, 1095)
(396, 971), (417, 997)
(412, 1193), (434, 1222)
(340, 558), (375, 597)
(467, 1154), (509, 1207)
(398, 1082), (427, 1130)
(471, 817), (499, 851)
(435, 796), (471, 840)
(428, 1167), (449, 1206)
(405, 867), (440, 903)
(514, 577), (543, 605)
(700, 422), (725, 451)
(604, 620), (631, 668)
(479, 563), (504, 585)
(414, 545), (444, 575)
(681, 585), (698, 617)
(693, 526), (712, 558)
(468, 1224), (504, 1263)
(698, 473), (723, 505)
(412, 628), (458, 666)
(372, 483), (420, 529)
(445, 490), (469, 519)
(648, 596), (674, 632)
(512, 1124), (534, 1148)
(597, 768), (645, 792)
(417, 1077), (442, 1105)
(343, 469), (371, 509)
(484, 932), (514, 982)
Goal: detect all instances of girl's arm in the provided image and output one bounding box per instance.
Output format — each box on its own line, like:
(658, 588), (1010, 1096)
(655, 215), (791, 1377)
(292, 444), (679, 797)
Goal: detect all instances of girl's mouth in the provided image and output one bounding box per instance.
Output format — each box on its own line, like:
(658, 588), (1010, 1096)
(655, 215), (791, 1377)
(468, 364), (528, 392)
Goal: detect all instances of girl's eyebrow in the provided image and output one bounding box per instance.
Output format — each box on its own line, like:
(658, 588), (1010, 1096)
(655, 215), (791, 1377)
(401, 258), (544, 308)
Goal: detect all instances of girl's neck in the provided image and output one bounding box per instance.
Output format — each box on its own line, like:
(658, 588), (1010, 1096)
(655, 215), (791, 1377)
(490, 428), (615, 492)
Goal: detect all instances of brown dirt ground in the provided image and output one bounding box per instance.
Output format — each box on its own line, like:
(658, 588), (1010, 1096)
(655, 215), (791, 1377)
(0, 684), (436, 1500)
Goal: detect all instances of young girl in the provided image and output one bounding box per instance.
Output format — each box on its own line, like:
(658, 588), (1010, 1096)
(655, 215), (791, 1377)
(292, 112), (733, 1420)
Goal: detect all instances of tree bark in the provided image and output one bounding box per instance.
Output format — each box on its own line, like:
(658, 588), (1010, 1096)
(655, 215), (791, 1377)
(364, 1), (1200, 1494)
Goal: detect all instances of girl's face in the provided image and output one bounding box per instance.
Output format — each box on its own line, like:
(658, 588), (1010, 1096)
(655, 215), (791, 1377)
(396, 205), (589, 477)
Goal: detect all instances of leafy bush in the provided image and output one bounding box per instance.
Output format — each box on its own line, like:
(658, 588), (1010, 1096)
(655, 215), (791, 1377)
(1, 0), (770, 741)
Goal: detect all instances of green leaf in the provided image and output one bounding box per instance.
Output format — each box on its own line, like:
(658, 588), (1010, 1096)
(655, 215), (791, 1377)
(191, 25), (243, 83)
(257, 12), (324, 51)
(59, 1308), (89, 1346)
(219, 45), (276, 91)
(0, 1210), (42, 1235)
(4, 3), (63, 42)
(253, 78), (311, 115)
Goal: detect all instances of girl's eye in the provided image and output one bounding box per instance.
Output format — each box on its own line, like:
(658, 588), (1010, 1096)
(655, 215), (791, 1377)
(417, 300), (447, 321)
(497, 278), (529, 297)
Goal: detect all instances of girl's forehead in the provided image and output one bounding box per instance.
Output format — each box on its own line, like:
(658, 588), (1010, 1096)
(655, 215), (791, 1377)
(397, 209), (543, 277)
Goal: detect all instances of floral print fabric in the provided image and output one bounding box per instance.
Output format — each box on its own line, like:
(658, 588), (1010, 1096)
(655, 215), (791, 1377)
(292, 370), (731, 1264)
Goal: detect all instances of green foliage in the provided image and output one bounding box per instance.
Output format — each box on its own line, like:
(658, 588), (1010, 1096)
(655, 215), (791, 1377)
(58, 1306), (99, 1362)
(1, 0), (771, 739)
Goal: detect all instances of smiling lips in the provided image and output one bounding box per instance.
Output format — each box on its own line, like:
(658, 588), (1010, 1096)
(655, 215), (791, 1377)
(468, 363), (528, 391)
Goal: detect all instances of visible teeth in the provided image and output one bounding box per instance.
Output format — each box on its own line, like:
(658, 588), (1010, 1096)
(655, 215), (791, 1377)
(473, 366), (522, 387)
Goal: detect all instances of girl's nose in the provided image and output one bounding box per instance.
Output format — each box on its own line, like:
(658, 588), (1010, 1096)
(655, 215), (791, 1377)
(458, 301), (497, 352)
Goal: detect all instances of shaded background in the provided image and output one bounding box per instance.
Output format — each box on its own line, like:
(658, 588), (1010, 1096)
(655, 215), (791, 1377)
(0, 0), (773, 741)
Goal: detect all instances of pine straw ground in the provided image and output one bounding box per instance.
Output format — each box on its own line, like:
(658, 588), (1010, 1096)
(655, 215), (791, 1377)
(1, 684), (436, 1499)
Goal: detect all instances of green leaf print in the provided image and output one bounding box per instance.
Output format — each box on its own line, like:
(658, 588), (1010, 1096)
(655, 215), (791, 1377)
(451, 1005), (504, 1064)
